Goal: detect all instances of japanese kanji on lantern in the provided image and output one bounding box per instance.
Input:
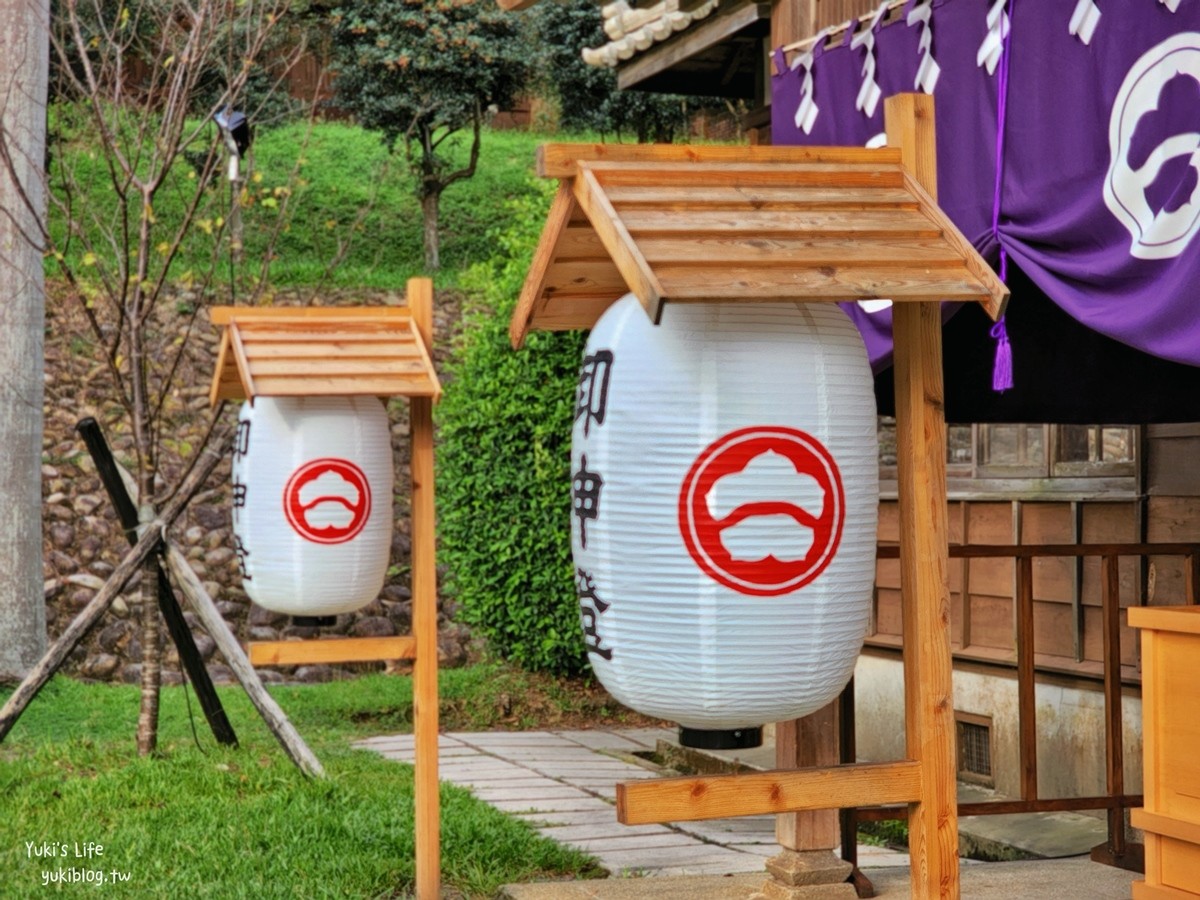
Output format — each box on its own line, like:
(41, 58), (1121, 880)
(232, 396), (394, 620)
(571, 294), (879, 749)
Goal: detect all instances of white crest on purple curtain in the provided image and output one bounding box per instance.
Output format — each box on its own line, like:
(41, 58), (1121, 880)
(1161, 0), (1182, 12)
(850, 2), (891, 118)
(1069, 0), (1102, 45)
(793, 27), (835, 135)
(907, 0), (941, 93)
(1103, 32), (1200, 259)
(977, 0), (1010, 74)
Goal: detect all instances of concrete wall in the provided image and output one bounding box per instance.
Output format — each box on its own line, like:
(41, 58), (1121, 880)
(853, 652), (1143, 803)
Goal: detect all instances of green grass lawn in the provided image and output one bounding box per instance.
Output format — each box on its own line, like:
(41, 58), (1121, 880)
(0, 667), (606, 898)
(47, 115), (558, 294)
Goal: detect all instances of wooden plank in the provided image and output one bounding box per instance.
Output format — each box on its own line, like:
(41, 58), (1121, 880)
(961, 503), (973, 649)
(776, 702), (840, 851)
(524, 295), (622, 333)
(406, 278), (442, 402)
(553, 224), (610, 260)
(639, 236), (962, 267)
(616, 761), (924, 826)
(248, 358), (431, 377)
(1188, 553), (1199, 604)
(512, 181), (578, 348)
(1016, 555), (1038, 802)
(619, 208), (941, 236)
(1134, 810), (1200, 848)
(209, 328), (233, 408)
(410, 271), (440, 900)
(1133, 882), (1199, 899)
(899, 172), (1008, 320)
(887, 92), (959, 899)
(210, 306), (411, 325)
(656, 268), (990, 303)
(246, 341), (422, 360)
(537, 142), (904, 178)
(212, 376), (248, 403)
(543, 260), (631, 294)
(1101, 554), (1127, 858)
(857, 793), (1145, 819)
(601, 184), (919, 209)
(879, 542), (1200, 560)
(771, 0), (814, 61)
(227, 322), (256, 399)
(588, 160), (907, 188)
(250, 375), (439, 398)
(573, 166), (666, 323)
(237, 325), (414, 342)
(247, 636), (416, 666)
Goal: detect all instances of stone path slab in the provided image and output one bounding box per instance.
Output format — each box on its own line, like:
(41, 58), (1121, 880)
(355, 728), (907, 878)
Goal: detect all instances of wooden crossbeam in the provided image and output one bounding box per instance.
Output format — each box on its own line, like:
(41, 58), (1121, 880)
(247, 636), (416, 667)
(537, 142), (904, 178)
(616, 761), (923, 825)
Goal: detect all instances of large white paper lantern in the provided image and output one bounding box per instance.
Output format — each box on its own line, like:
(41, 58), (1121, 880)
(571, 295), (878, 748)
(232, 396), (393, 619)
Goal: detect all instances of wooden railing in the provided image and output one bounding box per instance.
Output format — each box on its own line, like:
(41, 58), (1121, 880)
(840, 541), (1200, 880)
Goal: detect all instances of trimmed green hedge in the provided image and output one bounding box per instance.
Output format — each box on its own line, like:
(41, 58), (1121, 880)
(437, 184), (589, 675)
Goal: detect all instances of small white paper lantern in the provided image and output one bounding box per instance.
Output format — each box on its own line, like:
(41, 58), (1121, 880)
(571, 295), (878, 747)
(232, 396), (393, 618)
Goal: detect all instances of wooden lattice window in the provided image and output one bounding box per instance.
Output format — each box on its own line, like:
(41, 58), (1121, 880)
(956, 712), (994, 787)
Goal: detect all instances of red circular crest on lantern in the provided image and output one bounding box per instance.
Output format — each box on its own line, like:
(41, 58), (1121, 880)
(678, 426), (845, 596)
(283, 458), (372, 545)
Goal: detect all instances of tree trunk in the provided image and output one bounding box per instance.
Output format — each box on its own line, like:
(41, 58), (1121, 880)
(0, 0), (48, 681)
(136, 554), (161, 755)
(421, 190), (440, 271)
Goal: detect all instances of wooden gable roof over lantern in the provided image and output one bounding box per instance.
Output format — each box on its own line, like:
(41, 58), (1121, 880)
(208, 306), (441, 406)
(510, 141), (1008, 348)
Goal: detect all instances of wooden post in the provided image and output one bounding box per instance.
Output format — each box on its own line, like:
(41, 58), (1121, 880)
(1016, 555), (1037, 801)
(886, 93), (960, 898)
(775, 704), (840, 851)
(760, 701), (856, 900)
(1099, 555), (1127, 860)
(408, 277), (441, 899)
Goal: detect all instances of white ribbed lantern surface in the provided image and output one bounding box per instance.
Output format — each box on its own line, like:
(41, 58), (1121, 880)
(571, 295), (878, 739)
(232, 396), (393, 617)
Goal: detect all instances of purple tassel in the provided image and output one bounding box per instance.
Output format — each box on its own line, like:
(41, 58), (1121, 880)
(991, 317), (1013, 392)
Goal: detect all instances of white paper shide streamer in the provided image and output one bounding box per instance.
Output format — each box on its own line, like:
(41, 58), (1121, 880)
(793, 26), (834, 135)
(570, 295), (879, 737)
(232, 396), (393, 617)
(1069, 0), (1101, 45)
(907, 0), (941, 93)
(850, 2), (892, 118)
(977, 0), (1010, 75)
(1160, 0), (1182, 13)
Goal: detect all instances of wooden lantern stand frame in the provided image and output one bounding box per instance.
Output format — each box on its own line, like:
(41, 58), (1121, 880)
(510, 95), (1008, 898)
(208, 277), (442, 899)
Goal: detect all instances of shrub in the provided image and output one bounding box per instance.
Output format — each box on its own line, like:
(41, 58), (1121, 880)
(437, 182), (589, 675)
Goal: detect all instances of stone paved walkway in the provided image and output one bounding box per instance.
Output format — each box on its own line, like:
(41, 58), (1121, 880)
(354, 728), (909, 878)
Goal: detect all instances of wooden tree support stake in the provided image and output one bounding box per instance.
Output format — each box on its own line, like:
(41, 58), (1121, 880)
(164, 544), (325, 778)
(75, 417), (237, 748)
(0, 429), (233, 743)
